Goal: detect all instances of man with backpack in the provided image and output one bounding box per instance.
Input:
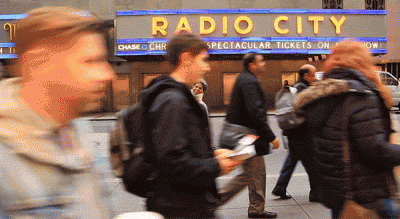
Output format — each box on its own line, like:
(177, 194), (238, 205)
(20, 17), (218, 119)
(272, 64), (320, 202)
(134, 33), (242, 219)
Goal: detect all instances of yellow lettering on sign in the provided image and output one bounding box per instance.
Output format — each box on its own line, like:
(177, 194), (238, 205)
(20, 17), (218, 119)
(297, 16), (302, 34)
(330, 16), (346, 34)
(4, 23), (17, 40)
(274, 16), (289, 35)
(152, 17), (168, 36)
(308, 16), (324, 34)
(199, 16), (216, 35)
(234, 16), (253, 35)
(222, 16), (228, 35)
(174, 16), (192, 35)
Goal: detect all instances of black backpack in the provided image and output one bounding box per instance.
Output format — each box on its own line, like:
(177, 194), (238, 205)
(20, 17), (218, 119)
(109, 101), (158, 198)
(110, 82), (179, 198)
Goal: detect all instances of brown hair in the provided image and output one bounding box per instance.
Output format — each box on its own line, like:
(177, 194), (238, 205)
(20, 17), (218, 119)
(11, 7), (111, 73)
(166, 32), (208, 67)
(323, 40), (393, 108)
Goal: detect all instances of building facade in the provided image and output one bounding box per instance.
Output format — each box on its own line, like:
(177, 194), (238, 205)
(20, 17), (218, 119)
(0, 0), (398, 113)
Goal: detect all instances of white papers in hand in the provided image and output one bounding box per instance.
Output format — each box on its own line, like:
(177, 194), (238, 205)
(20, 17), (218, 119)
(228, 135), (259, 160)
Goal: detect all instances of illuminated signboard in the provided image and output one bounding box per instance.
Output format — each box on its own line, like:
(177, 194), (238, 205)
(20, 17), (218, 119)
(0, 14), (26, 59)
(115, 9), (387, 56)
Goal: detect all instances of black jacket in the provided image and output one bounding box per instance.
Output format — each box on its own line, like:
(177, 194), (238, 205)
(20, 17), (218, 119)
(294, 68), (400, 210)
(226, 71), (276, 155)
(142, 76), (220, 214)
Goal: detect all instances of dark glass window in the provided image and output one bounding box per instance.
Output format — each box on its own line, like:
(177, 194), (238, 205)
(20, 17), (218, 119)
(387, 63), (392, 74)
(366, 0), (385, 10)
(322, 0), (343, 9)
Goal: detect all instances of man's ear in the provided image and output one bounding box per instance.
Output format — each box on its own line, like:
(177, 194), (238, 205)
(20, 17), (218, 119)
(20, 48), (52, 82)
(249, 62), (255, 72)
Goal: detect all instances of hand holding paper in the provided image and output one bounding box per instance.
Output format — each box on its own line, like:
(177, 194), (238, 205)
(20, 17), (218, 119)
(215, 149), (244, 175)
(228, 135), (259, 161)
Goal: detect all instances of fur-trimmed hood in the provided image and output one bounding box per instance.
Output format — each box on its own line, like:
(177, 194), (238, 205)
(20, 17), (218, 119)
(293, 68), (378, 111)
(293, 78), (349, 110)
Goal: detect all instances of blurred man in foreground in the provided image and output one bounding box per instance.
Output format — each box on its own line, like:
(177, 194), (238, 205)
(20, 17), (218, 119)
(0, 7), (115, 218)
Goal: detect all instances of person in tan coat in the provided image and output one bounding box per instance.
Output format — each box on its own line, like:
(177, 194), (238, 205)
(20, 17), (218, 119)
(0, 7), (115, 218)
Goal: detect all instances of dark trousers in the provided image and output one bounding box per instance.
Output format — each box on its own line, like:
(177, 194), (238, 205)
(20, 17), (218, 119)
(146, 197), (217, 219)
(273, 137), (318, 196)
(273, 152), (297, 193)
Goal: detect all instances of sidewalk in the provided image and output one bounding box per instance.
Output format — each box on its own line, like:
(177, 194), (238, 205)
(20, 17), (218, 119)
(73, 113), (332, 218)
(73, 112), (400, 219)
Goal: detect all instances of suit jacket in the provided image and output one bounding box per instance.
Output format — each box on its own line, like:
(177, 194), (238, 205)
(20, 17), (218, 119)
(226, 71), (276, 155)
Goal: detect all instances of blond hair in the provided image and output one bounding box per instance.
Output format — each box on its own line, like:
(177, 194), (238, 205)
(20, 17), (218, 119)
(11, 7), (110, 73)
(323, 40), (393, 108)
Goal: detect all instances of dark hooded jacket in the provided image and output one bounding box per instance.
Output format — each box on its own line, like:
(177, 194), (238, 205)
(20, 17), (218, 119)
(226, 70), (276, 155)
(293, 68), (400, 210)
(141, 75), (221, 215)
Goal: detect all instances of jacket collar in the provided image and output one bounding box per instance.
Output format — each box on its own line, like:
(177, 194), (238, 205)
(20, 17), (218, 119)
(297, 78), (310, 87)
(243, 70), (257, 78)
(325, 68), (376, 89)
(192, 92), (204, 103)
(0, 78), (91, 170)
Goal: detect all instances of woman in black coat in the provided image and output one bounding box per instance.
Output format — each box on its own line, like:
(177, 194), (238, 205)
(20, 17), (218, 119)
(293, 40), (400, 218)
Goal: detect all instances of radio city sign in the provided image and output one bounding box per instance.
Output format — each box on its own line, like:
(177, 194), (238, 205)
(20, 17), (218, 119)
(151, 14), (346, 36)
(115, 9), (387, 56)
(0, 14), (25, 59)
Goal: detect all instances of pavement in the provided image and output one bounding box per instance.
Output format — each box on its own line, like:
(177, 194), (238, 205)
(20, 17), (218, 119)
(72, 111), (400, 219)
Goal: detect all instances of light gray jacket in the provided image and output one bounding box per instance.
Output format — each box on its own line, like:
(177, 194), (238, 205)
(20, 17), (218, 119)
(0, 78), (112, 218)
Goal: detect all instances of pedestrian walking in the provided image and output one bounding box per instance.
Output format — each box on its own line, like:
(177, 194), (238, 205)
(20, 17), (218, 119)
(0, 6), (115, 218)
(192, 78), (209, 115)
(294, 40), (400, 219)
(272, 64), (320, 202)
(144, 32), (243, 219)
(218, 52), (280, 218)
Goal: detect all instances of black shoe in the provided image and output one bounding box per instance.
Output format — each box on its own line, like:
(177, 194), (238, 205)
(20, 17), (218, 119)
(248, 211), (278, 218)
(272, 190), (292, 200)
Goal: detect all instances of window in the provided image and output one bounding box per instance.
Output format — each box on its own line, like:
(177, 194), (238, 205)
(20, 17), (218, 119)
(113, 74), (131, 111)
(281, 71), (298, 87)
(142, 74), (163, 89)
(223, 73), (239, 105)
(322, 0), (343, 9)
(379, 62), (400, 79)
(379, 72), (398, 86)
(365, 0), (385, 10)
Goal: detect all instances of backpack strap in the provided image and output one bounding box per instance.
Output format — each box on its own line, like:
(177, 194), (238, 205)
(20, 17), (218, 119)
(110, 108), (132, 177)
(118, 108), (133, 161)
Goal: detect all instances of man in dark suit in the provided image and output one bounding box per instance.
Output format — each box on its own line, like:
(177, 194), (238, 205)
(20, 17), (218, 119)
(218, 52), (280, 218)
